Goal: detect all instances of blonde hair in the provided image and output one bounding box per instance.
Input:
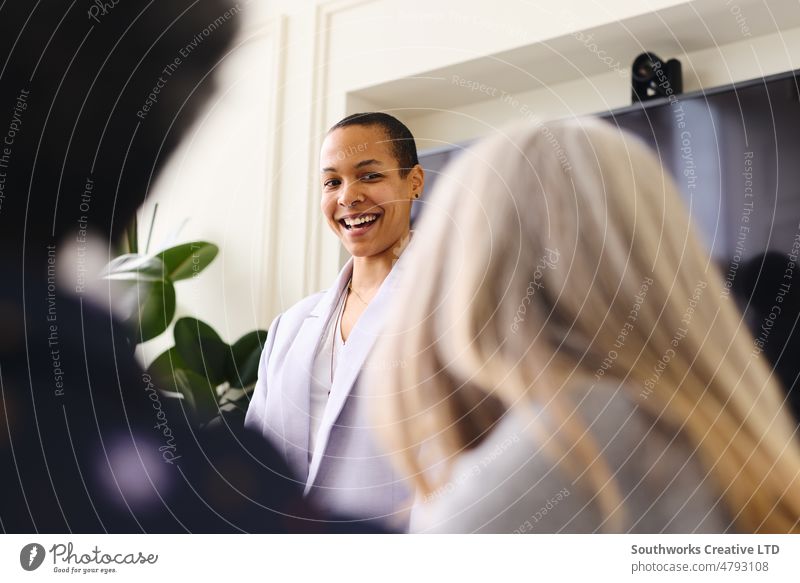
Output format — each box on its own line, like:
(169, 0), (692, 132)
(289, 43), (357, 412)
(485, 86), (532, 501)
(370, 117), (800, 532)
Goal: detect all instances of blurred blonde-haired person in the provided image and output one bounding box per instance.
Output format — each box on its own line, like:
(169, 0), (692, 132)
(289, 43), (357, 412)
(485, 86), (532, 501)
(367, 117), (800, 533)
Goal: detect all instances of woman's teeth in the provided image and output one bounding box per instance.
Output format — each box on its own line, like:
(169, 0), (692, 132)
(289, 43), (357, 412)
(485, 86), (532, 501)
(342, 214), (379, 229)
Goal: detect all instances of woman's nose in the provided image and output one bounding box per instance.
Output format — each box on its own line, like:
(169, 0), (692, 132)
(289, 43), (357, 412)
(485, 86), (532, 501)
(338, 181), (363, 207)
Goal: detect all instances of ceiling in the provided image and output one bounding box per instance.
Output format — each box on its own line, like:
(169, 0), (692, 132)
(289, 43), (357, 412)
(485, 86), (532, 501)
(350, 0), (800, 112)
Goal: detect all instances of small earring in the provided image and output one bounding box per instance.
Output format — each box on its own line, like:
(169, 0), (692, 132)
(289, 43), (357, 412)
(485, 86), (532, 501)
(414, 193), (420, 199)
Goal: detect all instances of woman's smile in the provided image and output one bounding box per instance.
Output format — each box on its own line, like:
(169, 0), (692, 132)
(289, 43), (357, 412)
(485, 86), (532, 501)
(338, 212), (382, 237)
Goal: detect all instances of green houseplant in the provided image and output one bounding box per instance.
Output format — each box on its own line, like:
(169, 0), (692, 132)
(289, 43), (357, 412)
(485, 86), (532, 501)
(103, 207), (266, 424)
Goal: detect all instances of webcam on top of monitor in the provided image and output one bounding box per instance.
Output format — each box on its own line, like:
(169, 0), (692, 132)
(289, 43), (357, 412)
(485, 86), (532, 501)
(631, 52), (683, 103)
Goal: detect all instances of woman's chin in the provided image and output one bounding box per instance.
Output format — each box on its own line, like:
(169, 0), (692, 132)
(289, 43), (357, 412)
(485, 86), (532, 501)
(339, 228), (378, 256)
(338, 222), (409, 258)
(345, 243), (377, 258)
(344, 237), (394, 259)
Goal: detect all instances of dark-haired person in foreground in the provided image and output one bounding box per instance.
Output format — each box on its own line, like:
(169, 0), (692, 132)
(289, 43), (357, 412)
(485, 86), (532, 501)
(246, 113), (424, 530)
(0, 0), (376, 533)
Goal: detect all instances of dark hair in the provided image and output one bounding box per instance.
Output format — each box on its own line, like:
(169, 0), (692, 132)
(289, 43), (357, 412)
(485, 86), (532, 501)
(0, 0), (239, 246)
(328, 112), (419, 176)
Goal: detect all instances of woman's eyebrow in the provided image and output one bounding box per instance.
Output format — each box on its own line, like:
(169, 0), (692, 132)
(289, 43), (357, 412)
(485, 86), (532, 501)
(354, 158), (383, 169)
(321, 158), (384, 173)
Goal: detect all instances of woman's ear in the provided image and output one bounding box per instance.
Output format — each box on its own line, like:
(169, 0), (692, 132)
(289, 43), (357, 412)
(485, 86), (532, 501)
(409, 164), (425, 199)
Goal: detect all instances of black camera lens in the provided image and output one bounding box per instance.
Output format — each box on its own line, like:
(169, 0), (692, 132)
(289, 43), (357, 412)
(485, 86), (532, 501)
(632, 53), (662, 82)
(631, 52), (681, 103)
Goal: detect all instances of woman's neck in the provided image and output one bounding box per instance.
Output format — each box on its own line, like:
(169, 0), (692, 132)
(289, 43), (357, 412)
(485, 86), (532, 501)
(350, 230), (411, 293)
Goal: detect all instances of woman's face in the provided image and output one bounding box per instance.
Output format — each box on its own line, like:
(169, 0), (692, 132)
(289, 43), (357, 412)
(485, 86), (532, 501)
(320, 124), (422, 258)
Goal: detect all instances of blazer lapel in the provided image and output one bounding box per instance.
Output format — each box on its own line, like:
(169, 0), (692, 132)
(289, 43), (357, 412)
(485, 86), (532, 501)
(304, 257), (406, 494)
(270, 259), (353, 481)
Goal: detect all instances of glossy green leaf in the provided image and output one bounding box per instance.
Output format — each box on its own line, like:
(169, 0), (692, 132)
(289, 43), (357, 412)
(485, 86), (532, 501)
(102, 253), (166, 282)
(173, 317), (229, 385)
(147, 347), (187, 389)
(225, 329), (267, 389)
(156, 241), (218, 282)
(123, 279), (176, 343)
(174, 369), (220, 424)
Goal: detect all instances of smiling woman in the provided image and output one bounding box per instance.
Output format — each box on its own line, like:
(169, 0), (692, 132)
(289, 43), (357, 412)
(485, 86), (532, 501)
(245, 112), (424, 529)
(320, 119), (422, 266)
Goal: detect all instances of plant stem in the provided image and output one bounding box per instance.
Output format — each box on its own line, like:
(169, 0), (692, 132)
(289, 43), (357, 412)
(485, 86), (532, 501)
(126, 213), (138, 254)
(145, 202), (159, 254)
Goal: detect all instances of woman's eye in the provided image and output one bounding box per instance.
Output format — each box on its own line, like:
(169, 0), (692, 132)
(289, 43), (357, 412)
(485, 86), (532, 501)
(323, 179), (340, 189)
(361, 173), (382, 181)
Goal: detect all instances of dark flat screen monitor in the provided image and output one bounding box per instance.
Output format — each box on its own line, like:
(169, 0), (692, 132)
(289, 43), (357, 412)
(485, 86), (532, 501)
(418, 69), (800, 262)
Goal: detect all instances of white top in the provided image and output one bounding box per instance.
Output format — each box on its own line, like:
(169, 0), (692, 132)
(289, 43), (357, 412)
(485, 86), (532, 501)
(308, 294), (345, 457)
(410, 384), (732, 533)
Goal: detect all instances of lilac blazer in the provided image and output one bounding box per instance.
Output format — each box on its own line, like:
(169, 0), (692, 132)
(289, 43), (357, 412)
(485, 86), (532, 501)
(245, 258), (411, 529)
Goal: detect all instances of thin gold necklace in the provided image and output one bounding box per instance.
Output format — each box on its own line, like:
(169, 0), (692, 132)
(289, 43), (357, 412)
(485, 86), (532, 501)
(347, 281), (372, 305)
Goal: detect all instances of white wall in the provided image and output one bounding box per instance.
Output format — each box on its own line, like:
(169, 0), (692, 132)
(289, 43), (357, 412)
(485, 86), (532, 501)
(136, 0), (800, 363)
(402, 18), (800, 147)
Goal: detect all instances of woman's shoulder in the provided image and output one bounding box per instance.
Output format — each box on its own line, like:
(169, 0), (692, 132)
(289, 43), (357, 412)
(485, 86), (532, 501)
(412, 405), (582, 533)
(412, 384), (731, 533)
(290, 290), (328, 313)
(273, 290), (328, 326)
